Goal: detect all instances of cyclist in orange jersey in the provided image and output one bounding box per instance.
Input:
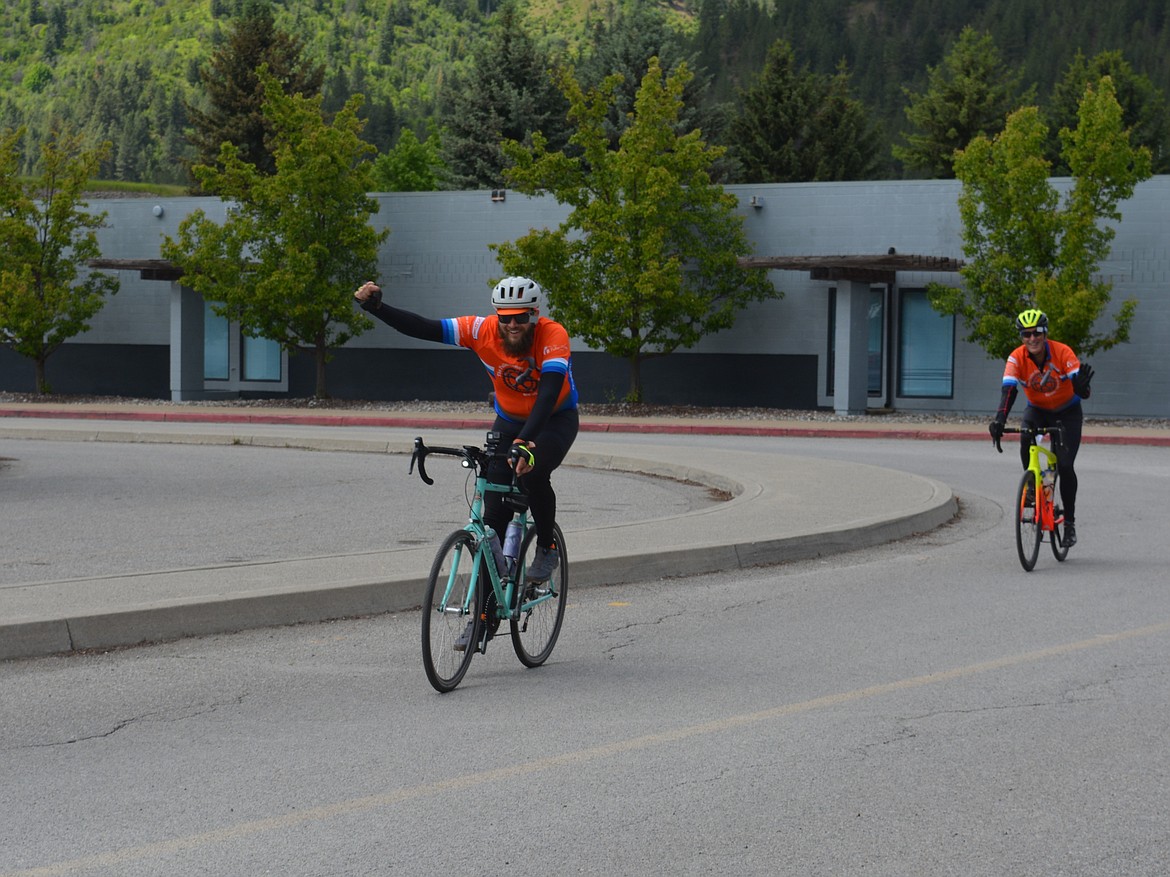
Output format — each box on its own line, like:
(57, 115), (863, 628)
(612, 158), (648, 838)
(355, 276), (578, 582)
(989, 309), (1095, 547)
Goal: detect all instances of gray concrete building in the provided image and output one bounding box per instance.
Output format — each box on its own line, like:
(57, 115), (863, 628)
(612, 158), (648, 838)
(2, 178), (1166, 418)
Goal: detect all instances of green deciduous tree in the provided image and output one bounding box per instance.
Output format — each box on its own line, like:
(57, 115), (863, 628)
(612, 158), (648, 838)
(1048, 50), (1170, 174)
(0, 128), (119, 394)
(929, 77), (1152, 359)
(162, 73), (387, 398)
(729, 39), (879, 182)
(371, 126), (445, 192)
(894, 27), (1032, 179)
(494, 58), (778, 403)
(185, 0), (324, 189)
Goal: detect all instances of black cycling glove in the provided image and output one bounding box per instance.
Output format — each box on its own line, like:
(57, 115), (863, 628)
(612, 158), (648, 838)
(1072, 363), (1094, 399)
(988, 419), (1005, 453)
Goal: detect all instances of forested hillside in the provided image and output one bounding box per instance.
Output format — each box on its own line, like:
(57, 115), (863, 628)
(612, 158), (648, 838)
(3, 0), (1168, 186)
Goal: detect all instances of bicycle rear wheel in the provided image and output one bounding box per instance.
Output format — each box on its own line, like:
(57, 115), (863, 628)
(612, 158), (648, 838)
(510, 524), (567, 668)
(1015, 471), (1042, 571)
(422, 530), (480, 692)
(1049, 470), (1070, 562)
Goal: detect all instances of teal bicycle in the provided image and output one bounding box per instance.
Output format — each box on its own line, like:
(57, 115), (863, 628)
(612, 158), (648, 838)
(410, 432), (568, 692)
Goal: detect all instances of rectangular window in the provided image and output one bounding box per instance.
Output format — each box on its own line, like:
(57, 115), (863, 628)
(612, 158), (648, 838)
(242, 335), (282, 381)
(898, 289), (954, 398)
(203, 301), (229, 380)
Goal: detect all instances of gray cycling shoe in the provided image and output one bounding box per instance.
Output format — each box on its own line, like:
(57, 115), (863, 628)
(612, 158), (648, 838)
(453, 621), (475, 652)
(526, 545), (560, 582)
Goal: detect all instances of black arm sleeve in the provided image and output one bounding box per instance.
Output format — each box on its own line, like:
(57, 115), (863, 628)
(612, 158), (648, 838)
(995, 384), (1017, 423)
(517, 371), (566, 443)
(360, 299), (443, 343)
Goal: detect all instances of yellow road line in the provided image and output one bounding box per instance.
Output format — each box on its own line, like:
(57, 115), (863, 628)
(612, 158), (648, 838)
(9, 619), (1170, 877)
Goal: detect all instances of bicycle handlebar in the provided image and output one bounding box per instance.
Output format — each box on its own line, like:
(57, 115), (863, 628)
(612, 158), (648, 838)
(409, 436), (484, 486)
(995, 423), (1064, 454)
(409, 432), (521, 488)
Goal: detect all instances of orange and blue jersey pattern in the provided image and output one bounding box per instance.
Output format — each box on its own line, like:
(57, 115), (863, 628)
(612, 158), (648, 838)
(1002, 339), (1082, 411)
(442, 314), (577, 421)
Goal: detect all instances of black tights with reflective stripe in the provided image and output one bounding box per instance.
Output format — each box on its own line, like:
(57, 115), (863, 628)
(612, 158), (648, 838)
(1021, 403), (1083, 523)
(483, 408), (579, 550)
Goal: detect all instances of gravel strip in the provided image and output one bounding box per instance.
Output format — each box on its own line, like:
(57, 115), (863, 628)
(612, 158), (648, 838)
(2, 392), (1166, 430)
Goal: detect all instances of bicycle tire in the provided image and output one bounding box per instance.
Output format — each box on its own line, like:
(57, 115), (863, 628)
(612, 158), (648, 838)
(510, 523), (567, 668)
(1049, 469), (1070, 562)
(421, 529), (480, 692)
(1015, 470), (1042, 571)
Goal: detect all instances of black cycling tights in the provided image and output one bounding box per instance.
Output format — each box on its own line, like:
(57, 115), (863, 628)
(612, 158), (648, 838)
(483, 408), (579, 551)
(1020, 402), (1083, 523)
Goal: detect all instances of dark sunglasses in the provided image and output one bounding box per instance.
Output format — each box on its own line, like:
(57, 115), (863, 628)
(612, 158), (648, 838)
(498, 312), (532, 325)
(1020, 330), (1046, 339)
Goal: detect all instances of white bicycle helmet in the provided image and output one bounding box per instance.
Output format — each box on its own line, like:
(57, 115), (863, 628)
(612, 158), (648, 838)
(491, 276), (543, 313)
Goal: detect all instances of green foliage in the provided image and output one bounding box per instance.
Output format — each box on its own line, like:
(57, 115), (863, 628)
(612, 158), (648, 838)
(371, 126), (445, 191)
(729, 39), (879, 182)
(494, 58), (778, 402)
(1048, 50), (1170, 173)
(185, 1), (325, 187)
(161, 74), (387, 398)
(0, 128), (120, 394)
(575, 6), (723, 153)
(932, 77), (1152, 360)
(3, 1), (1170, 186)
(22, 62), (53, 94)
(439, 4), (570, 189)
(894, 27), (1033, 179)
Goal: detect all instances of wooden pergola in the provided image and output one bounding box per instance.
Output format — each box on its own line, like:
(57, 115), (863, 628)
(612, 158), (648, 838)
(738, 253), (964, 284)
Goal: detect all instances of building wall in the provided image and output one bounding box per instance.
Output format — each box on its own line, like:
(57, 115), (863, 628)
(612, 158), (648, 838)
(4, 179), (1167, 417)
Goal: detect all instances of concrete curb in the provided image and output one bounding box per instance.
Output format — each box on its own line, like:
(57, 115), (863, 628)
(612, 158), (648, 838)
(0, 427), (955, 661)
(3, 405), (1168, 445)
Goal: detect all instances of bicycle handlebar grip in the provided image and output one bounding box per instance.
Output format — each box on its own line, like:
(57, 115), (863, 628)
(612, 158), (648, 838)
(410, 437), (434, 485)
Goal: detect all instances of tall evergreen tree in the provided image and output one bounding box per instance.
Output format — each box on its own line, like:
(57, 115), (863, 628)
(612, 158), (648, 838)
(893, 27), (1032, 179)
(729, 40), (880, 182)
(576, 6), (723, 153)
(185, 0), (324, 190)
(439, 4), (569, 189)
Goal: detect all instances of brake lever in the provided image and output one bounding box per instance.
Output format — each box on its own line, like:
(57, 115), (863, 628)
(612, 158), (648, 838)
(410, 436), (434, 485)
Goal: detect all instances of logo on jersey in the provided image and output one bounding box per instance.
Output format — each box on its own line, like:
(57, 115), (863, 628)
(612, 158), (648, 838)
(501, 356), (539, 394)
(1028, 366), (1059, 394)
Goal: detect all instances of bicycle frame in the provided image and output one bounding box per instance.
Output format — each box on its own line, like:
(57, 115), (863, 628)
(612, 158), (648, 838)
(1025, 436), (1060, 531)
(412, 434), (556, 652)
(1001, 424), (1069, 570)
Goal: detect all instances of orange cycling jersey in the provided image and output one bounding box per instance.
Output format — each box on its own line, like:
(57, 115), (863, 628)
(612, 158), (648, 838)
(442, 314), (578, 421)
(1002, 339), (1081, 411)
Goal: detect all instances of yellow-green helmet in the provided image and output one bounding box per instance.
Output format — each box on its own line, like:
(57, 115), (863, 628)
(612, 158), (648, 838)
(1015, 308), (1048, 333)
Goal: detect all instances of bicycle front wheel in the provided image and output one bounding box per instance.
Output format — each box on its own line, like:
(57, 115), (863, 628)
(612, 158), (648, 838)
(510, 524), (568, 668)
(1049, 470), (1070, 562)
(422, 530), (480, 693)
(1015, 471), (1042, 572)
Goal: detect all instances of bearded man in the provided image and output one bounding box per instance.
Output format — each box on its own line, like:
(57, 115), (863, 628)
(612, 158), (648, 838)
(354, 276), (578, 585)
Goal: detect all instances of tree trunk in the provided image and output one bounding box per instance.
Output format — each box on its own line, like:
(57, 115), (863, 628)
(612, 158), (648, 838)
(314, 341), (328, 399)
(34, 355), (49, 395)
(627, 354), (642, 403)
